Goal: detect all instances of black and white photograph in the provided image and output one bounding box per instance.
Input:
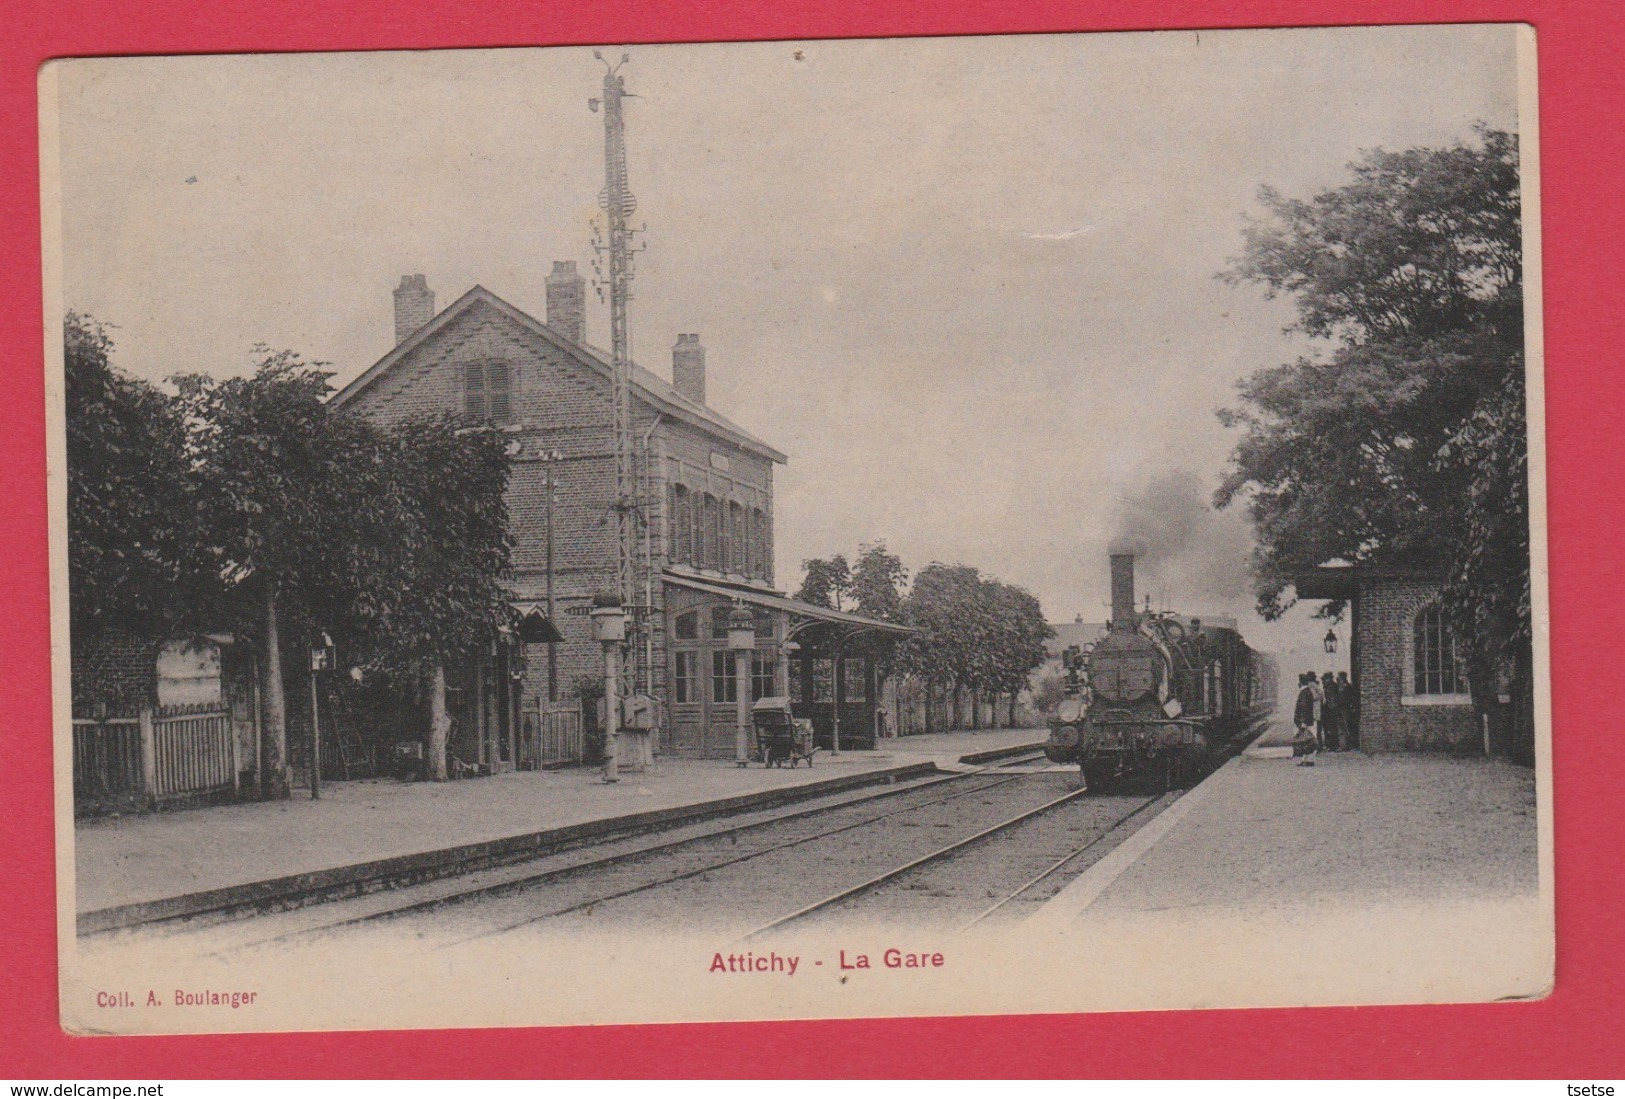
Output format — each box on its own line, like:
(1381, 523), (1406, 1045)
(44, 24), (1549, 1034)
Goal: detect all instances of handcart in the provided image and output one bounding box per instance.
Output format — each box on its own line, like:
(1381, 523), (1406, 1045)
(751, 696), (817, 768)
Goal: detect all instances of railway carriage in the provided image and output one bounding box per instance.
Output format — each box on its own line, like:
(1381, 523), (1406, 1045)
(1047, 553), (1277, 792)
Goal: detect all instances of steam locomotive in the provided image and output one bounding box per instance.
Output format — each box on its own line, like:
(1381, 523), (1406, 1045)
(1046, 553), (1277, 792)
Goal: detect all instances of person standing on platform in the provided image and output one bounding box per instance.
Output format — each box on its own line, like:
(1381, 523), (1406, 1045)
(1321, 671), (1343, 751)
(1309, 671), (1328, 750)
(1337, 670), (1358, 750)
(1293, 672), (1320, 766)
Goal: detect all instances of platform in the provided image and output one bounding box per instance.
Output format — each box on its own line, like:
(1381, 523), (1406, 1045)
(72, 727), (1045, 923)
(1023, 719), (1551, 1010)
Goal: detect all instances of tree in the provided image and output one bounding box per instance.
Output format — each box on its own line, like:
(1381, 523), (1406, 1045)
(65, 314), (207, 644)
(796, 554), (851, 611)
(356, 416), (513, 781)
(1216, 126), (1528, 681)
(903, 563), (992, 729)
(176, 351), (386, 798)
(849, 541), (907, 622)
(982, 580), (1053, 727)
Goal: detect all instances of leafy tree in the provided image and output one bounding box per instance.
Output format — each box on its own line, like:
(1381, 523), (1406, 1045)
(65, 314), (207, 644)
(354, 416), (513, 781)
(1216, 126), (1528, 687)
(176, 351), (385, 798)
(982, 580), (1053, 726)
(848, 541), (907, 622)
(903, 563), (992, 729)
(796, 554), (851, 611)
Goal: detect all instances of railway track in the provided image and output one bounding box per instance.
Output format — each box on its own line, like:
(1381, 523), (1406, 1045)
(740, 788), (1175, 938)
(84, 752), (1049, 958)
(81, 748), (1208, 965)
(400, 767), (1179, 949)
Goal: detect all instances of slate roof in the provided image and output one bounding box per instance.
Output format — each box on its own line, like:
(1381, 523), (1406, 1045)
(331, 285), (787, 464)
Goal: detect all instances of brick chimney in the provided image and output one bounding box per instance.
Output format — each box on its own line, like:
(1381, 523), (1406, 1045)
(393, 274), (434, 345)
(546, 261), (586, 344)
(672, 333), (706, 405)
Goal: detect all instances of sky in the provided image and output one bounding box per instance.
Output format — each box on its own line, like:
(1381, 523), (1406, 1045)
(48, 24), (1523, 678)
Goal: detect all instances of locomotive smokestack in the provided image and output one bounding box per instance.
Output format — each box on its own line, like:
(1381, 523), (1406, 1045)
(1110, 553), (1137, 632)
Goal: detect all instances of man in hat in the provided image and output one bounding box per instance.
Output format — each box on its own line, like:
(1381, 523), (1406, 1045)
(1293, 672), (1320, 766)
(1337, 670), (1358, 750)
(1322, 671), (1343, 751)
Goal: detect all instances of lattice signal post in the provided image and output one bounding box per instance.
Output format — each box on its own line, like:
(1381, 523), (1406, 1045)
(589, 51), (649, 693)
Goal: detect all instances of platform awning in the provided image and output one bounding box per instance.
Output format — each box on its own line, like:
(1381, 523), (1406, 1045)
(1291, 564), (1444, 601)
(662, 573), (914, 637)
(508, 601), (565, 644)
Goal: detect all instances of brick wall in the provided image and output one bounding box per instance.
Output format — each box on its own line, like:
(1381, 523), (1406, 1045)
(1356, 577), (1479, 751)
(345, 294), (782, 722)
(71, 628), (159, 714)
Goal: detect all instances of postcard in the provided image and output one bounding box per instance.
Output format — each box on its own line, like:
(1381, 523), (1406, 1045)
(43, 24), (1551, 1035)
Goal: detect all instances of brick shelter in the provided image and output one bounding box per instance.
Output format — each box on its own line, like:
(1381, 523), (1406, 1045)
(334, 270), (908, 765)
(1294, 565), (1480, 752)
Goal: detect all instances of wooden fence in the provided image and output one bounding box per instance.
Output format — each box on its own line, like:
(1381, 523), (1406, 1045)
(519, 701), (584, 769)
(73, 703), (238, 816)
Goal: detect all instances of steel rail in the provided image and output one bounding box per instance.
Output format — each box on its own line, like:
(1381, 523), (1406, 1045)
(737, 784), (1096, 941)
(425, 764), (1046, 950)
(217, 755), (1044, 954)
(950, 792), (1169, 932)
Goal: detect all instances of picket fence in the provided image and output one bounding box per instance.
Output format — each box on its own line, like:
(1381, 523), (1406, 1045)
(73, 703), (237, 815)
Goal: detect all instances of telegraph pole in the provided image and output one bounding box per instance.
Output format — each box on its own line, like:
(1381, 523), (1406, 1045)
(590, 50), (645, 693)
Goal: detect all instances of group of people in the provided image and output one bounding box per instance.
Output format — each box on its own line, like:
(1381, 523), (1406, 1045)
(1292, 670), (1359, 766)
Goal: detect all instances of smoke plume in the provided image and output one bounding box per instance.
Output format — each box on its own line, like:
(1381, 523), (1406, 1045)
(1108, 469), (1256, 613)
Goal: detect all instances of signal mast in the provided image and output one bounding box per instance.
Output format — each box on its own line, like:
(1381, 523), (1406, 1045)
(589, 51), (647, 689)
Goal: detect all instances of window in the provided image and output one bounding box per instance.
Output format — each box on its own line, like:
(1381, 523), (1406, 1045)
(750, 508), (766, 578)
(670, 485), (693, 566)
(728, 502), (744, 574)
(812, 659), (835, 703)
(464, 360), (512, 423)
(674, 611), (699, 641)
(752, 655), (776, 701)
(757, 507), (770, 585)
(842, 658), (867, 702)
(712, 650), (738, 704)
(673, 651), (698, 704)
(1414, 604), (1465, 695)
(703, 495), (721, 570)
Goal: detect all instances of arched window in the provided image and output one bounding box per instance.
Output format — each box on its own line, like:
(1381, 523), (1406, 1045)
(1413, 603), (1464, 695)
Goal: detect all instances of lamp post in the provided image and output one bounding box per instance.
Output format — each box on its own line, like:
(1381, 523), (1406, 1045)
(1324, 628), (1339, 655)
(728, 603), (756, 767)
(308, 630), (333, 800)
(540, 448), (564, 701)
(591, 592), (626, 784)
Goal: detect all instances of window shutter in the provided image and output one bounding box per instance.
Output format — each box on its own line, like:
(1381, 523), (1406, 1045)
(464, 362), (487, 421)
(487, 360), (511, 422)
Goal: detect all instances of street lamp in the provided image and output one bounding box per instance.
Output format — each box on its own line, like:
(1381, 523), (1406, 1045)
(1324, 627), (1339, 655)
(728, 603), (756, 767)
(308, 630), (334, 800)
(590, 592), (626, 784)
(539, 447), (564, 701)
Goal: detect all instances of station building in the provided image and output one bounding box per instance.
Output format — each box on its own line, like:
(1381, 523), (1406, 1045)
(1293, 564), (1521, 754)
(334, 267), (909, 768)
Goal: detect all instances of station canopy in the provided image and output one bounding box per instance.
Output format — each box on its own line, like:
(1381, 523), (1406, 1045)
(663, 573), (913, 649)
